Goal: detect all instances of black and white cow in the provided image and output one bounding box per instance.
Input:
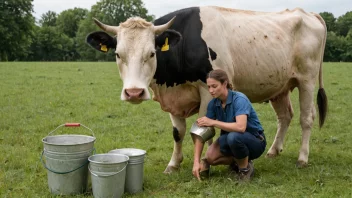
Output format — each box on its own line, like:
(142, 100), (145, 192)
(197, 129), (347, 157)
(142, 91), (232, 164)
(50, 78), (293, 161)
(86, 6), (328, 173)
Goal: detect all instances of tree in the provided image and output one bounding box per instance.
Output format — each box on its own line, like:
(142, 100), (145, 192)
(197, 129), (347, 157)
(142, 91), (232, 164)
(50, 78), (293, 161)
(28, 25), (74, 61)
(340, 29), (352, 61)
(0, 0), (35, 61)
(56, 8), (88, 38)
(39, 11), (57, 27)
(320, 12), (336, 32)
(324, 31), (345, 62)
(55, 8), (89, 60)
(91, 0), (154, 25)
(336, 11), (352, 37)
(75, 0), (154, 61)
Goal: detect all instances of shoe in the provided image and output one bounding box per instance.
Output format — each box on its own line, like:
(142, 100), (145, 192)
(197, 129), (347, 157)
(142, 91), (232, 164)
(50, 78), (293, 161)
(199, 158), (210, 179)
(238, 160), (254, 182)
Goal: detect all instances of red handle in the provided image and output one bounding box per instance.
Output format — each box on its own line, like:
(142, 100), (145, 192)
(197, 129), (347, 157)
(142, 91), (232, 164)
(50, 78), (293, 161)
(65, 123), (81, 127)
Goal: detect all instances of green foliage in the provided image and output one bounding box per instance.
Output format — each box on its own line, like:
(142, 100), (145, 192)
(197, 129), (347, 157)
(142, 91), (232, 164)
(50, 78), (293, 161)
(39, 11), (57, 27)
(0, 0), (35, 61)
(340, 29), (352, 61)
(324, 32), (346, 61)
(56, 8), (89, 38)
(320, 11), (352, 62)
(28, 26), (74, 61)
(91, 0), (154, 25)
(336, 11), (352, 37)
(0, 62), (352, 197)
(320, 12), (336, 32)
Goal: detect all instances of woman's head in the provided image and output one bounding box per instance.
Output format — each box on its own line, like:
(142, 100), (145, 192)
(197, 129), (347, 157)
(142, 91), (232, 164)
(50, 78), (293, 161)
(206, 69), (233, 98)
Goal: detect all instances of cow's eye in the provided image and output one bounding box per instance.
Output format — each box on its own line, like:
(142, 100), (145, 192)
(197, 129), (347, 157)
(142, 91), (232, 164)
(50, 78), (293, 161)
(150, 52), (155, 58)
(115, 53), (120, 59)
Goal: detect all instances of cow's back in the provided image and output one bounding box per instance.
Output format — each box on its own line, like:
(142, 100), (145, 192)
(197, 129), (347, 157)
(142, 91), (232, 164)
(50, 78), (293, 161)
(198, 6), (326, 102)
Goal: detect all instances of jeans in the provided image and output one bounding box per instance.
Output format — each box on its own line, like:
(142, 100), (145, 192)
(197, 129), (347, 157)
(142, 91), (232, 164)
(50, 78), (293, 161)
(218, 131), (266, 160)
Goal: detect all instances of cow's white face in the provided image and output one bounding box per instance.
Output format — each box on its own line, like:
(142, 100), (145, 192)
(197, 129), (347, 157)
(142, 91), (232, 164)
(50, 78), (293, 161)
(89, 17), (176, 104)
(115, 27), (156, 103)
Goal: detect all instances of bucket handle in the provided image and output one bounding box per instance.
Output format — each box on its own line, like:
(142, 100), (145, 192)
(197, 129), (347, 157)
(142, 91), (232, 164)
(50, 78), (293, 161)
(40, 148), (96, 174)
(88, 162), (128, 177)
(47, 123), (95, 137)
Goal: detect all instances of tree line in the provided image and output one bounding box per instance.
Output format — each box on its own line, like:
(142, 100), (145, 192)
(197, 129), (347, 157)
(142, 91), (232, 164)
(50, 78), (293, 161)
(0, 0), (351, 62)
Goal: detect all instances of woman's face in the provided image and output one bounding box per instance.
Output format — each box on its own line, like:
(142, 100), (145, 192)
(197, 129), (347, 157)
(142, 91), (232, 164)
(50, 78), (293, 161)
(206, 78), (227, 98)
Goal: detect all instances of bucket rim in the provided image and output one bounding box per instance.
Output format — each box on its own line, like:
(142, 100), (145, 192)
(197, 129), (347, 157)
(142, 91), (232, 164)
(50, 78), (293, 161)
(88, 153), (129, 165)
(108, 148), (146, 157)
(42, 135), (96, 146)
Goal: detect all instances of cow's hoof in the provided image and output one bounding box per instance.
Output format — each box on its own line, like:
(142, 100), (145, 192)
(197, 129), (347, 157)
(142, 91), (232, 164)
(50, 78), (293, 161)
(163, 166), (180, 174)
(265, 152), (279, 158)
(296, 161), (308, 168)
(266, 147), (283, 158)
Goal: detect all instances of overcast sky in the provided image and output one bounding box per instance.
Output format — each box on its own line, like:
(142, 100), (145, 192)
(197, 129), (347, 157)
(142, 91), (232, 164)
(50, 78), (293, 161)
(32, 0), (351, 20)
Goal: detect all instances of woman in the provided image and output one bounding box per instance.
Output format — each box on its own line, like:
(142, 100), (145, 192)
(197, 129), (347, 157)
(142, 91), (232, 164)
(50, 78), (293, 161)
(192, 69), (266, 181)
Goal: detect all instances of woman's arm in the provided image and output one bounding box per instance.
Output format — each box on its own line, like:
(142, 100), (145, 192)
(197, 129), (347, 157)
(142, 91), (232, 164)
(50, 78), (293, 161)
(197, 114), (247, 132)
(192, 135), (205, 180)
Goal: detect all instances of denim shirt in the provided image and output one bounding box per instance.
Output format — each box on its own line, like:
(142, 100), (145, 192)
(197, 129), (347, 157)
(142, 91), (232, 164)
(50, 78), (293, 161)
(205, 90), (263, 134)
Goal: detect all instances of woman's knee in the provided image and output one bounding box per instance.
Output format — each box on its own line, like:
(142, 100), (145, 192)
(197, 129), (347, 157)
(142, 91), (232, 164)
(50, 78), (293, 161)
(205, 148), (216, 165)
(226, 132), (243, 144)
(205, 142), (221, 165)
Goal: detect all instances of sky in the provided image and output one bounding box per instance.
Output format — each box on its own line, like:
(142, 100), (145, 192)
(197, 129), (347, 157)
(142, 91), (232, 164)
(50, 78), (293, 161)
(32, 0), (351, 20)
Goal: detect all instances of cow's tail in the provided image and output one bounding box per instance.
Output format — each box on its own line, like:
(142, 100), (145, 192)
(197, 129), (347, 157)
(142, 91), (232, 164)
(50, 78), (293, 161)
(314, 13), (328, 128)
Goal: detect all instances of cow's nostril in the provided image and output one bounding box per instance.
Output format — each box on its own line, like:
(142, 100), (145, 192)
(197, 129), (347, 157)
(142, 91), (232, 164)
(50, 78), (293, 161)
(125, 89), (130, 97)
(139, 90), (144, 97)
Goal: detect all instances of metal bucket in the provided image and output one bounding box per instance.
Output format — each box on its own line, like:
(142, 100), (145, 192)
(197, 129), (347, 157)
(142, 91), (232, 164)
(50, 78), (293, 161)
(88, 154), (129, 198)
(190, 122), (215, 142)
(41, 123), (96, 195)
(109, 148), (146, 194)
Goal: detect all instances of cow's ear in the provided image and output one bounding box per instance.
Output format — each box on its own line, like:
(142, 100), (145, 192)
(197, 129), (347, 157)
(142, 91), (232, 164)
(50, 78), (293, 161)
(86, 31), (117, 53)
(155, 30), (182, 51)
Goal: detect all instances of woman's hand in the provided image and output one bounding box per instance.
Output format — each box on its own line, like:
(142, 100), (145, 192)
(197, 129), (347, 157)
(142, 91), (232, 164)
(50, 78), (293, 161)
(192, 161), (201, 181)
(197, 116), (213, 127)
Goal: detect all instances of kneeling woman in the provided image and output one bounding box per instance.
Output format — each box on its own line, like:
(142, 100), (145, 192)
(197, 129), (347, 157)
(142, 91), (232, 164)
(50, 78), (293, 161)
(192, 69), (266, 181)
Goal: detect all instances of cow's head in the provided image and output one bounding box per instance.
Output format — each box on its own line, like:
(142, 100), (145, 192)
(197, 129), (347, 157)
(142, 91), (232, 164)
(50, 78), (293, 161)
(86, 17), (181, 104)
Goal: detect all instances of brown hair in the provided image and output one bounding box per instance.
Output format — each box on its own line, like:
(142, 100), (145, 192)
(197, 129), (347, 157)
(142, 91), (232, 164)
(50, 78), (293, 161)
(206, 69), (233, 90)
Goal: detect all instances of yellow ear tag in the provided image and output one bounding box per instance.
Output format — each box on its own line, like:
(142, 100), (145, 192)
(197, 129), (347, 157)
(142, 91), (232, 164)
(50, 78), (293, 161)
(100, 44), (108, 52)
(161, 37), (169, 51)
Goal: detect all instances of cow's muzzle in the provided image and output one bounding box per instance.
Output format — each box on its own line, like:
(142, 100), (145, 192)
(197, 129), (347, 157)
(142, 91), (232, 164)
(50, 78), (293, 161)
(124, 88), (145, 103)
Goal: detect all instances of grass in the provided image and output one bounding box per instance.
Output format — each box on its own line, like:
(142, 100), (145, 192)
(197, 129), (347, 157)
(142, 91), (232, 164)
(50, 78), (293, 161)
(0, 62), (351, 197)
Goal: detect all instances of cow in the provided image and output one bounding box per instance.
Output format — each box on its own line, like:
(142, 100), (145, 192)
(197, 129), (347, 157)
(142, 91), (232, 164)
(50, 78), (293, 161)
(86, 6), (327, 173)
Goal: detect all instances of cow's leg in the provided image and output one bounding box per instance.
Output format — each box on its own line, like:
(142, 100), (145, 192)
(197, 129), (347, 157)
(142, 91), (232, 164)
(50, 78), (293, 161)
(266, 91), (294, 158)
(296, 82), (316, 167)
(164, 114), (186, 174)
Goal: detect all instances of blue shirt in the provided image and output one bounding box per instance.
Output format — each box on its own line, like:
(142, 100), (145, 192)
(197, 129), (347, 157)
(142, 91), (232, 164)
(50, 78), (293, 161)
(206, 90), (263, 134)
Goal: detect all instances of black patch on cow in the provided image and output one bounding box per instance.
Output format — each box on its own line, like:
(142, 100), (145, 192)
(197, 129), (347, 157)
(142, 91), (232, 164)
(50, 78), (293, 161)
(209, 47), (217, 61)
(154, 7), (215, 87)
(86, 31), (117, 53)
(173, 127), (181, 142)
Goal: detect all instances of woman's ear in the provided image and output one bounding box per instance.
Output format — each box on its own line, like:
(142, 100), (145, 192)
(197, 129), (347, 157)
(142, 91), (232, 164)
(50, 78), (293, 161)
(223, 81), (228, 88)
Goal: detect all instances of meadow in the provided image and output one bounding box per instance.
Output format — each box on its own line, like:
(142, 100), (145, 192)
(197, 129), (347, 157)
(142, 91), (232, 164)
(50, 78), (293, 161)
(0, 62), (351, 198)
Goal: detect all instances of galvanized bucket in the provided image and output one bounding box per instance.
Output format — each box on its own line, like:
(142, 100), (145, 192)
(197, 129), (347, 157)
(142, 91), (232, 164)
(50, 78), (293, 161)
(88, 154), (129, 198)
(41, 123), (96, 195)
(190, 122), (215, 143)
(109, 148), (146, 194)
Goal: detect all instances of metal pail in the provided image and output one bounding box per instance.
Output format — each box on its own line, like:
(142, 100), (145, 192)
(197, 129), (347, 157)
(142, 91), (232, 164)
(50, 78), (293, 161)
(109, 148), (146, 194)
(190, 122), (215, 142)
(88, 154), (129, 198)
(41, 123), (96, 195)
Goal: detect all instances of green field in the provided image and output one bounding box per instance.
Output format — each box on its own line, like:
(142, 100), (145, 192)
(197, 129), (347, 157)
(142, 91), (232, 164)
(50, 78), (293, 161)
(0, 62), (351, 197)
